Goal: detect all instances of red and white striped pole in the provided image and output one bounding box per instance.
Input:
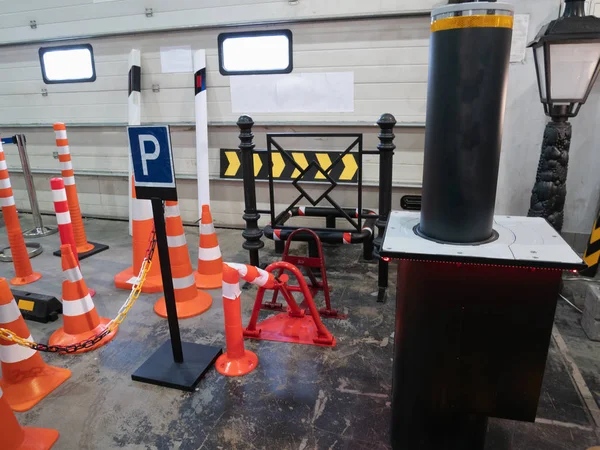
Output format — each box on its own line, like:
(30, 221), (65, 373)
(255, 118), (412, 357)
(50, 177), (95, 296)
(50, 178), (78, 266)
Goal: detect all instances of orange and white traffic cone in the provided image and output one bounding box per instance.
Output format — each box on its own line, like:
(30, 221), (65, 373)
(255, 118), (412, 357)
(154, 201), (212, 319)
(195, 204), (222, 290)
(114, 179), (163, 293)
(0, 278), (71, 412)
(0, 386), (59, 450)
(52, 123), (109, 259)
(49, 245), (117, 353)
(0, 139), (41, 286)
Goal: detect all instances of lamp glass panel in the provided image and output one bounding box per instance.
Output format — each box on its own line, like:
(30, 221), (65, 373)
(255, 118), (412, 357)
(535, 46), (547, 100)
(548, 42), (600, 101)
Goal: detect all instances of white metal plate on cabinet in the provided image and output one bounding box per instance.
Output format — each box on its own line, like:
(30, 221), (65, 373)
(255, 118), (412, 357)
(382, 211), (583, 266)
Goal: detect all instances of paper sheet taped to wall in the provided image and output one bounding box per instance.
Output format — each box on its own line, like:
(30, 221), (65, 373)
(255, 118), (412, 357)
(510, 14), (530, 63)
(160, 46), (193, 73)
(230, 72), (355, 113)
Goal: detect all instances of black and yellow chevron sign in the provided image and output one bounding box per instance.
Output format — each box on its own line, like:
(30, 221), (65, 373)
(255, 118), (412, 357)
(220, 149), (359, 182)
(581, 213), (600, 277)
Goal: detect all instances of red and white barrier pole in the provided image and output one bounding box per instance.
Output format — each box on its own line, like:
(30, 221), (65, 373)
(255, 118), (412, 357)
(50, 178), (78, 266)
(50, 177), (95, 296)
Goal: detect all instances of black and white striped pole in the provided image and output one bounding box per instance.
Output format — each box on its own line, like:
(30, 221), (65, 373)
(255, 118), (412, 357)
(193, 50), (210, 214)
(128, 49), (142, 235)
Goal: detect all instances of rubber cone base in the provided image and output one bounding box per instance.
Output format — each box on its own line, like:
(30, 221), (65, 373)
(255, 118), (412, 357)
(48, 318), (118, 354)
(0, 363), (71, 412)
(53, 242), (109, 261)
(10, 272), (42, 286)
(244, 313), (336, 348)
(154, 291), (212, 319)
(216, 349), (258, 377)
(17, 426), (59, 450)
(114, 268), (163, 293)
(194, 272), (222, 290)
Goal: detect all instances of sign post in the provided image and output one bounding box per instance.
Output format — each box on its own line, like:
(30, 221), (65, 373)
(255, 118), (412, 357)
(128, 126), (221, 391)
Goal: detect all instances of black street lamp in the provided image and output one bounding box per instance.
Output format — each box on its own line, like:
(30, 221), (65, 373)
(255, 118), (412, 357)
(527, 0), (600, 231)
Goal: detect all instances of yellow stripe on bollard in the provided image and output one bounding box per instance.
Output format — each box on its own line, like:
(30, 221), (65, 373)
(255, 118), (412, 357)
(431, 15), (513, 32)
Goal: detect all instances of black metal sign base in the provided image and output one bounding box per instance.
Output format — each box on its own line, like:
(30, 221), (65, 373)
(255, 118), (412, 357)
(130, 197), (220, 392)
(132, 340), (222, 392)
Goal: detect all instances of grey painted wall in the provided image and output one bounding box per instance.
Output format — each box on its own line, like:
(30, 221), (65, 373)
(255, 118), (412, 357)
(497, 0), (600, 237)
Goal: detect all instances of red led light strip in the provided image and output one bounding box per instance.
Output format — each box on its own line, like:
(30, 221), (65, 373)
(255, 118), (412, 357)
(384, 257), (578, 273)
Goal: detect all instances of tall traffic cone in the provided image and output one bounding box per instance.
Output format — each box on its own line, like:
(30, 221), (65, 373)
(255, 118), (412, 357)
(195, 204), (223, 290)
(0, 387), (59, 450)
(0, 139), (42, 286)
(0, 278), (71, 412)
(52, 123), (109, 259)
(49, 245), (117, 353)
(114, 179), (163, 293)
(154, 201), (212, 319)
(216, 263), (260, 376)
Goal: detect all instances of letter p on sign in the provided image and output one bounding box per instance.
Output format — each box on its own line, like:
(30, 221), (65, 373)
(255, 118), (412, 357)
(128, 125), (177, 200)
(138, 134), (160, 176)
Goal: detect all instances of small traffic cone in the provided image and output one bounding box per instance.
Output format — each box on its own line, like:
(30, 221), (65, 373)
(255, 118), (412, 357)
(0, 139), (41, 286)
(154, 201), (212, 319)
(114, 179), (163, 293)
(49, 245), (117, 353)
(0, 387), (59, 450)
(195, 204), (223, 290)
(52, 123), (109, 259)
(0, 278), (71, 412)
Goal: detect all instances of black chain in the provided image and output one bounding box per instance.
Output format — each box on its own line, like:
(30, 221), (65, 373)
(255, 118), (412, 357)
(32, 328), (113, 353)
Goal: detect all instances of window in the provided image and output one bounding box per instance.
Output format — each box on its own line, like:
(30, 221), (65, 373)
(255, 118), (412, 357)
(39, 44), (96, 84)
(218, 30), (293, 76)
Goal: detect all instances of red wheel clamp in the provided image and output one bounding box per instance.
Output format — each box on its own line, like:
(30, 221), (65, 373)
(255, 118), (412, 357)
(244, 261), (336, 347)
(261, 228), (346, 319)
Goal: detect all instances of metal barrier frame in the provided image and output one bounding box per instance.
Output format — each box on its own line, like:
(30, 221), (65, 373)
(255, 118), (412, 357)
(237, 114), (396, 303)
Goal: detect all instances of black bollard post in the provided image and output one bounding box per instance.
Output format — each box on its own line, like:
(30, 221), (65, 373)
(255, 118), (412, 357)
(238, 115), (264, 267)
(373, 113), (396, 303)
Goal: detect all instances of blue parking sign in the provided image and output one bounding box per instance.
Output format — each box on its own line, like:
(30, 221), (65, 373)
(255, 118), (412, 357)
(128, 126), (177, 200)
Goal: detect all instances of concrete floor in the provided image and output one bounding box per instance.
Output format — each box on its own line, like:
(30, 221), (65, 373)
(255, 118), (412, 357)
(1, 214), (600, 450)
